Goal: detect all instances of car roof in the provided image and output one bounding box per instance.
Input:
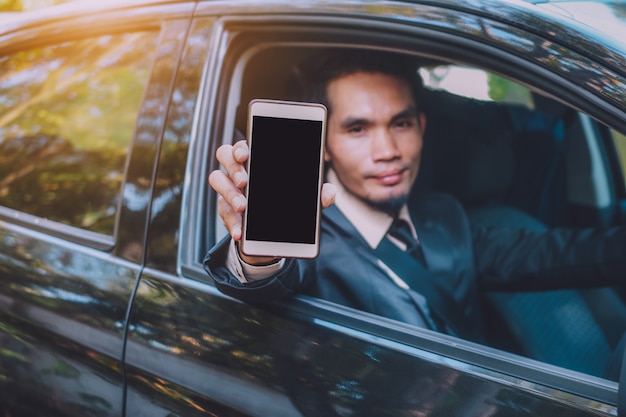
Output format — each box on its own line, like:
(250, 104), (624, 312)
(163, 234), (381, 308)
(0, 0), (178, 35)
(2, 0), (625, 67)
(525, 0), (626, 48)
(0, 12), (18, 21)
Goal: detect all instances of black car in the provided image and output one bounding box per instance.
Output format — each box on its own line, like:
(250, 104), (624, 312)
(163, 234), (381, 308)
(1, 0), (626, 416)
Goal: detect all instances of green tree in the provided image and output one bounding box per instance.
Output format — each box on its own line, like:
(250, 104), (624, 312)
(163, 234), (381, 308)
(0, 0), (22, 11)
(0, 32), (158, 234)
(488, 73), (532, 107)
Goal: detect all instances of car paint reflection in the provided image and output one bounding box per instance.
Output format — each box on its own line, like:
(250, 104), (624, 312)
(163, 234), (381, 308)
(0, 228), (138, 416)
(126, 273), (607, 416)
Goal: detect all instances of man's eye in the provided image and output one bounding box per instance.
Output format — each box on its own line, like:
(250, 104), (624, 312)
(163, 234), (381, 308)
(348, 125), (364, 134)
(395, 119), (413, 128)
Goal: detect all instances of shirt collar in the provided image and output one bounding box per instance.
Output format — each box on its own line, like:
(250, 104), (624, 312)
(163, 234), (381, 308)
(327, 169), (415, 248)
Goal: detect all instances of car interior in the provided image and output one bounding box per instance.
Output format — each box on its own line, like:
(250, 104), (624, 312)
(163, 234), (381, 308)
(223, 44), (626, 380)
(415, 79), (626, 378)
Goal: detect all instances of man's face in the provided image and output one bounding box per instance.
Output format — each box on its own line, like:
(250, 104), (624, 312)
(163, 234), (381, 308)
(325, 71), (425, 212)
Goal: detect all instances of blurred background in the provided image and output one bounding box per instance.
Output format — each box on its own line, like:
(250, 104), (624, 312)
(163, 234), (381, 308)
(0, 0), (78, 11)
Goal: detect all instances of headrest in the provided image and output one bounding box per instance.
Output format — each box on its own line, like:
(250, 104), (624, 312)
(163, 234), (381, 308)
(416, 89), (516, 207)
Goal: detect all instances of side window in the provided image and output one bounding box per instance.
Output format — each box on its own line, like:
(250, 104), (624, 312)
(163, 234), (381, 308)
(0, 32), (157, 235)
(420, 65), (534, 108)
(417, 64), (623, 377)
(216, 45), (625, 379)
(416, 64), (573, 226)
(612, 129), (626, 189)
(391, 64), (625, 378)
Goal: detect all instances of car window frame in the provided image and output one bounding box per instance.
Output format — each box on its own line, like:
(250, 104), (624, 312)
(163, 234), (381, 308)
(180, 13), (625, 412)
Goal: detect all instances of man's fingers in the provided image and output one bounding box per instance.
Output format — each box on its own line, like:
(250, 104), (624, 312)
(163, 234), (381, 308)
(209, 141), (252, 241)
(208, 170), (246, 212)
(217, 196), (243, 241)
(215, 141), (249, 188)
(231, 140), (249, 162)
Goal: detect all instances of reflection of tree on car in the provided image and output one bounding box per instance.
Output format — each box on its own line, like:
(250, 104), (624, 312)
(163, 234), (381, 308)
(0, 32), (158, 236)
(0, 134), (125, 234)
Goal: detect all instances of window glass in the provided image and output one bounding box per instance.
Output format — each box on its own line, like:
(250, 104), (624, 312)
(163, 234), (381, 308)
(612, 129), (626, 188)
(420, 65), (534, 108)
(0, 32), (157, 235)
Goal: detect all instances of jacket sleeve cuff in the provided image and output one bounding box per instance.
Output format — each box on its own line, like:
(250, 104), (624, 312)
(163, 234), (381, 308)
(203, 236), (301, 303)
(228, 239), (285, 283)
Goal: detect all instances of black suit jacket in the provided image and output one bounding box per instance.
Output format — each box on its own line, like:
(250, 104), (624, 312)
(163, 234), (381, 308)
(204, 192), (626, 342)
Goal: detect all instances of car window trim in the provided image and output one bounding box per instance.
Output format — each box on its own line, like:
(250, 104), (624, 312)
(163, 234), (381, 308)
(0, 206), (115, 250)
(0, 2), (196, 53)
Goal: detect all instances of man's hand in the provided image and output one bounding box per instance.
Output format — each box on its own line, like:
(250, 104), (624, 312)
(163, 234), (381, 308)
(209, 140), (336, 265)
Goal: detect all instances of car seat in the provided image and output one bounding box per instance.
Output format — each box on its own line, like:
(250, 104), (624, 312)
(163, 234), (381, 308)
(415, 88), (624, 377)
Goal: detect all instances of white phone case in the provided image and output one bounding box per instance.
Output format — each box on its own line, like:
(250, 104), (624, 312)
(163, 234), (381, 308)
(241, 99), (327, 258)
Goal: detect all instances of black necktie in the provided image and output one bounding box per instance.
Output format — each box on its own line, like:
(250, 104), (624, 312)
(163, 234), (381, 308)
(387, 218), (424, 263)
(384, 217), (462, 334)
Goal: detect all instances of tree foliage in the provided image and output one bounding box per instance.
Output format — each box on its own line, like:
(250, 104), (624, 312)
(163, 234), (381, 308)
(0, 32), (158, 234)
(0, 0), (22, 12)
(0, 0), (77, 12)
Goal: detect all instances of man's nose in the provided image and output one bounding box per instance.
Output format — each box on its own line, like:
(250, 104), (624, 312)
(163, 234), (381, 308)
(371, 128), (400, 161)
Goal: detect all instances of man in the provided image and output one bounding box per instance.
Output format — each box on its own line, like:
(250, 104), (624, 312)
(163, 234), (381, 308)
(204, 49), (626, 343)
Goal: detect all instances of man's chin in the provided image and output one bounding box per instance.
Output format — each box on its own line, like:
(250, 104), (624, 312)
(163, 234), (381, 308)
(366, 194), (409, 216)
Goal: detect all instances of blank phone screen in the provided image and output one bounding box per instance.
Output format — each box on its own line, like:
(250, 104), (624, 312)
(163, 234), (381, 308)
(246, 115), (323, 244)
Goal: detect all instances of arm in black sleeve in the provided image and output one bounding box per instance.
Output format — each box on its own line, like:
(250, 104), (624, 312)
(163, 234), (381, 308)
(473, 225), (626, 292)
(203, 236), (310, 304)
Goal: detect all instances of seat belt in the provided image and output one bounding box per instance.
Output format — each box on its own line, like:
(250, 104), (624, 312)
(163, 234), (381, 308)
(375, 237), (471, 340)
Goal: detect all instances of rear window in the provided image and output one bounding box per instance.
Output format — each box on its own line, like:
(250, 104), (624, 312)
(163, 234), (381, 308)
(419, 64), (533, 107)
(0, 31), (157, 235)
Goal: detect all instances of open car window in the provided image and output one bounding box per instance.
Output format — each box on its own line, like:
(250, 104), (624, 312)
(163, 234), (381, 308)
(211, 44), (626, 381)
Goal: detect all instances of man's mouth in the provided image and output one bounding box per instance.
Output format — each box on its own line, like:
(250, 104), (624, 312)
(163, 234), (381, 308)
(371, 169), (405, 185)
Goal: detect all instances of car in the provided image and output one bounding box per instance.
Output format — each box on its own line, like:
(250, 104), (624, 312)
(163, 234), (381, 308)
(1, 0), (626, 415)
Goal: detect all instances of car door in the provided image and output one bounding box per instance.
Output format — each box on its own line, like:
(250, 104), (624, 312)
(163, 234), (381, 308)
(127, 1), (626, 416)
(0, 3), (194, 416)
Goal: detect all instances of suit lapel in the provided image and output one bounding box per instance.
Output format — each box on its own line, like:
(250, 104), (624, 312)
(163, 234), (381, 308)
(322, 205), (369, 245)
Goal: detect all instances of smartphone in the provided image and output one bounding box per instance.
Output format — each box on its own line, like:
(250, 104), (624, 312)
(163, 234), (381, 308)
(241, 99), (327, 258)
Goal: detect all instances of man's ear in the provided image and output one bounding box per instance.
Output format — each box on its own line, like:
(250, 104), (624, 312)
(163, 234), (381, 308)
(419, 112), (427, 134)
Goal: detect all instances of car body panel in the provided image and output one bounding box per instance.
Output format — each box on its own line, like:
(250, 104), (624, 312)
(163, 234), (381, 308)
(1, 0), (625, 416)
(142, 16), (215, 274)
(127, 271), (614, 416)
(138, 1), (624, 416)
(0, 3), (194, 417)
(0, 224), (137, 416)
(529, 1), (626, 47)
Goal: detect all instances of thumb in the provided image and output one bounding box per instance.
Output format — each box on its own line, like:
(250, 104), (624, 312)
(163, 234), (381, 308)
(321, 183), (337, 209)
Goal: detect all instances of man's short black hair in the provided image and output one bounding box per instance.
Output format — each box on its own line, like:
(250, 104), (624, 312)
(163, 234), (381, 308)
(301, 48), (424, 114)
